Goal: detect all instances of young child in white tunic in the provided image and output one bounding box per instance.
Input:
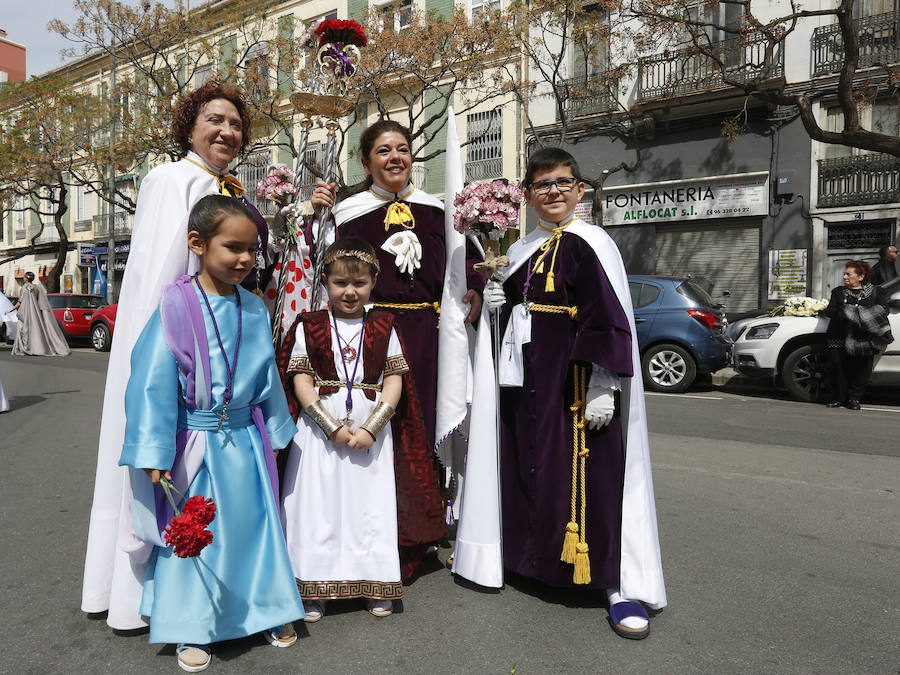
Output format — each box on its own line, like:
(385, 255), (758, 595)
(281, 237), (408, 621)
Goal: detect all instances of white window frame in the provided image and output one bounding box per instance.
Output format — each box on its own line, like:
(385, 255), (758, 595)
(374, 0), (412, 31)
(14, 196), (26, 240)
(471, 0), (501, 18)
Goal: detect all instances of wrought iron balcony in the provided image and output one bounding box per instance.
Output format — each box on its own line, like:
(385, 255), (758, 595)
(812, 10), (900, 77)
(559, 77), (615, 120)
(93, 212), (132, 237)
(74, 218), (93, 233)
(465, 157), (503, 182)
(817, 152), (900, 207)
(637, 34), (784, 101)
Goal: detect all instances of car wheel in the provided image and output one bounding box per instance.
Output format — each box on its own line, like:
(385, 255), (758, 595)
(781, 344), (831, 403)
(641, 343), (697, 393)
(91, 323), (112, 352)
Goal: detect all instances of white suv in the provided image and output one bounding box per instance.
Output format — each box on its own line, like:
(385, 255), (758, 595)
(730, 285), (900, 402)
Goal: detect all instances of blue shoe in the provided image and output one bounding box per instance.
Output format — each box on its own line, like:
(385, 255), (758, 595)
(609, 601), (650, 640)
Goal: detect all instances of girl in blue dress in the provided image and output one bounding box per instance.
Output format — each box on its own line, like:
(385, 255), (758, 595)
(119, 194), (304, 672)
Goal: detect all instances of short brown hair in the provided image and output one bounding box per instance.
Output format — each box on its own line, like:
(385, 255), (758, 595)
(846, 260), (873, 284)
(171, 80), (252, 154)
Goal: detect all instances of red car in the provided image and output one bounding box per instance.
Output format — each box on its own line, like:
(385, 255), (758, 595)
(47, 293), (108, 341)
(89, 303), (117, 351)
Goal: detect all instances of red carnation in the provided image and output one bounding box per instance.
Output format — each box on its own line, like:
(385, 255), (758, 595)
(316, 18), (368, 48)
(165, 515), (214, 558)
(159, 478), (216, 558)
(181, 495), (217, 527)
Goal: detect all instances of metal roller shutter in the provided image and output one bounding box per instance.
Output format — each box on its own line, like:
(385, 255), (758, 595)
(655, 221), (761, 313)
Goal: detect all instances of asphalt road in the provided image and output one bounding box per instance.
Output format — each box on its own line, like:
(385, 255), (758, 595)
(0, 347), (897, 674)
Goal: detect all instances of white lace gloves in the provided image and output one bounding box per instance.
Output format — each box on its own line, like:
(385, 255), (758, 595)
(484, 280), (506, 312)
(270, 202), (303, 241)
(585, 366), (620, 429)
(381, 230), (422, 276)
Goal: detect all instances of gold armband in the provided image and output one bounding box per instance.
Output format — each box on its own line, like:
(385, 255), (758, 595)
(304, 400), (342, 439)
(360, 402), (396, 439)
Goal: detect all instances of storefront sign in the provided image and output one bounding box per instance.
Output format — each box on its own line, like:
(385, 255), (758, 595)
(768, 249), (808, 300)
(77, 243), (96, 267)
(602, 172), (769, 226)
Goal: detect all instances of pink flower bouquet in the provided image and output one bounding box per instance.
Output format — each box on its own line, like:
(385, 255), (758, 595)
(453, 179), (524, 240)
(256, 165), (298, 209)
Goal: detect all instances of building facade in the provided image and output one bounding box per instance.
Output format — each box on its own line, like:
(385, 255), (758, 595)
(525, 0), (900, 316)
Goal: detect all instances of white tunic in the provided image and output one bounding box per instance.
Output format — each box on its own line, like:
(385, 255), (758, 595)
(281, 315), (406, 599)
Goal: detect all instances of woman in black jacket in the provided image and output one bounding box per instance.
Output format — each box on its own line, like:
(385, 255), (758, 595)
(824, 260), (893, 410)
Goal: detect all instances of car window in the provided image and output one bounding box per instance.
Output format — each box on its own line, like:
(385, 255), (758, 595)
(630, 282), (661, 309)
(677, 280), (715, 307)
(629, 282), (641, 307)
(69, 296), (107, 309)
(47, 296), (67, 309)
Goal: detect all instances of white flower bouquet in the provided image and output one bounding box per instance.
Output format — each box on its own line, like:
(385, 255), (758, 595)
(767, 296), (829, 317)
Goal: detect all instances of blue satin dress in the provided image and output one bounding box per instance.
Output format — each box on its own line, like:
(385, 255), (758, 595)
(119, 286), (304, 645)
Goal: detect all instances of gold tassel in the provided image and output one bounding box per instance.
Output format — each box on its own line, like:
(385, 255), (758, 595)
(573, 541), (591, 584)
(545, 271), (555, 292)
(384, 201), (415, 230)
(534, 259), (544, 273)
(560, 521), (579, 564)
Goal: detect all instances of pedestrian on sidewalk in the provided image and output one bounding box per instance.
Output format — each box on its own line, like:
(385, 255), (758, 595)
(824, 260), (893, 410)
(871, 244), (898, 287)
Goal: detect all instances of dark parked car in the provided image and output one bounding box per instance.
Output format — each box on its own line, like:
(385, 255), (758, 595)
(90, 304), (117, 351)
(628, 275), (731, 393)
(47, 293), (108, 340)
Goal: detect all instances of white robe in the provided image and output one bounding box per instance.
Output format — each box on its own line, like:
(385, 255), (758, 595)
(80, 151), (223, 629)
(282, 316), (403, 595)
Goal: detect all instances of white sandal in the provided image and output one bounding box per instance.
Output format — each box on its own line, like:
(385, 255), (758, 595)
(302, 600), (325, 623)
(264, 622), (297, 647)
(366, 599), (393, 617)
(176, 644), (211, 672)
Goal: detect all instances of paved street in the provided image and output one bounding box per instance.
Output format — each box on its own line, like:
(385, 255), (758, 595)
(0, 347), (897, 674)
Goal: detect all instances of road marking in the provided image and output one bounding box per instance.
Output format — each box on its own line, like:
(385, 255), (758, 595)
(645, 392), (723, 400)
(859, 407), (900, 413)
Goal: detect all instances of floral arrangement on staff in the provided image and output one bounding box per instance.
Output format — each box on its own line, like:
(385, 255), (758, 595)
(256, 165), (298, 209)
(297, 18), (368, 91)
(453, 179), (524, 239)
(160, 477), (217, 558)
(767, 296), (829, 317)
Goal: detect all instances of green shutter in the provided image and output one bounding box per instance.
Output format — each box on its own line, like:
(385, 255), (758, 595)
(277, 14), (294, 97)
(345, 103), (367, 186)
(348, 0), (367, 21)
(422, 85), (453, 195)
(277, 127), (292, 166)
(219, 34), (237, 80)
(426, 0), (454, 18)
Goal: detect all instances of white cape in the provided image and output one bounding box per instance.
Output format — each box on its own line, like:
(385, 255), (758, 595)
(441, 110), (502, 588)
(482, 218), (667, 609)
(81, 152), (219, 629)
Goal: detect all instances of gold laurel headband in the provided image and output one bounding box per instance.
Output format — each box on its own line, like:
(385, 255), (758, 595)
(323, 249), (381, 272)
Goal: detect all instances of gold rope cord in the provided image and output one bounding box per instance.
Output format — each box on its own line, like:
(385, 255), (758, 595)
(314, 380), (382, 392)
(558, 363), (592, 584)
(560, 365), (582, 564)
(374, 301), (441, 328)
(528, 303), (577, 320)
(574, 363), (591, 584)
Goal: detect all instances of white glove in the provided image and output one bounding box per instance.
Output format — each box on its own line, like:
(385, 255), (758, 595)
(584, 386), (615, 429)
(271, 202), (302, 241)
(381, 230), (422, 276)
(484, 280), (506, 311)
